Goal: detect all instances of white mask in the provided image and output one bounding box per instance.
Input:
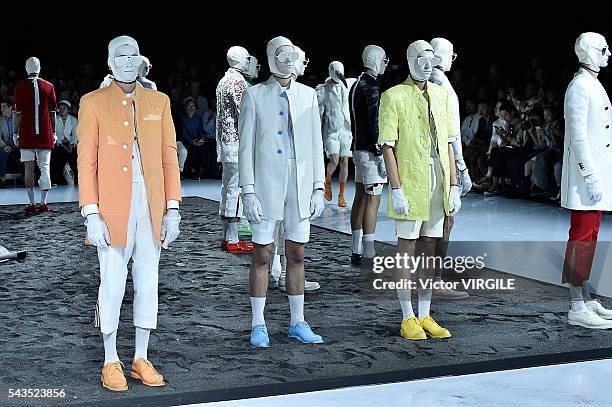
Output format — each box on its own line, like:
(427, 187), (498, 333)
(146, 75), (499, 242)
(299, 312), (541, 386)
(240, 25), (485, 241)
(293, 46), (308, 78)
(107, 35), (142, 84)
(266, 36), (297, 79)
(362, 45), (387, 75)
(329, 61), (347, 87)
(25, 57), (41, 76)
(575, 32), (610, 72)
(247, 55), (261, 80)
(227, 46), (251, 74)
(407, 40), (438, 82)
(430, 37), (456, 72)
(138, 56), (151, 78)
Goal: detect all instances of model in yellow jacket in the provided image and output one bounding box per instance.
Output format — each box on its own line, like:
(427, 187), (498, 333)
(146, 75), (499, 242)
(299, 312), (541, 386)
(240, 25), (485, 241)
(378, 40), (462, 342)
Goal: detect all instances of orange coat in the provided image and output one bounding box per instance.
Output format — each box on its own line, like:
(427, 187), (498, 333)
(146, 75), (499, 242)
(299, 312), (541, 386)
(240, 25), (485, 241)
(77, 81), (181, 248)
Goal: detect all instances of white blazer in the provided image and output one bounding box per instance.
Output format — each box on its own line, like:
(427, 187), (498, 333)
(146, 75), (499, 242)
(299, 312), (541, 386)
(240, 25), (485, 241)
(56, 114), (78, 145)
(561, 68), (612, 211)
(239, 76), (325, 220)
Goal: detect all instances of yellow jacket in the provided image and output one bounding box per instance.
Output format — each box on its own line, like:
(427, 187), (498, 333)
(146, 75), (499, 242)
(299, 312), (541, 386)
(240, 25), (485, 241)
(378, 76), (457, 221)
(77, 81), (181, 248)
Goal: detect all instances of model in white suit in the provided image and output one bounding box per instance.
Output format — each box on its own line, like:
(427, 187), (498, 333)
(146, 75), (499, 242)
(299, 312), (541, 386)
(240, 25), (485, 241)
(561, 32), (612, 330)
(239, 36), (325, 348)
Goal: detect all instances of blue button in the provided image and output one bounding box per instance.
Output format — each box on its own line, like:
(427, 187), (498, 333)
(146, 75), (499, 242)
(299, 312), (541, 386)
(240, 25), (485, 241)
(277, 130), (283, 135)
(277, 149), (282, 154)
(279, 111), (284, 116)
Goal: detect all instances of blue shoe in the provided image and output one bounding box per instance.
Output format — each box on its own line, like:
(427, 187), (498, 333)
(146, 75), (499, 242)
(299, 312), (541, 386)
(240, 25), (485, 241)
(250, 325), (270, 348)
(288, 321), (324, 344)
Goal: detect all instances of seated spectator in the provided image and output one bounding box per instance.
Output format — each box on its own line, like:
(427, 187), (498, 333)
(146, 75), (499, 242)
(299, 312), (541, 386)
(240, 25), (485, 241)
(181, 98), (207, 179)
(475, 101), (509, 187)
(184, 81), (207, 117)
(464, 100), (493, 179)
(0, 99), (20, 188)
(460, 98), (480, 146)
(201, 97), (220, 179)
(531, 106), (564, 200)
(51, 100), (78, 185)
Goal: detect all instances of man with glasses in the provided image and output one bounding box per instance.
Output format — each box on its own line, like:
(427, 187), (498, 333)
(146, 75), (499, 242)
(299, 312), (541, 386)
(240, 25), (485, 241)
(78, 35), (182, 391)
(349, 45), (389, 266)
(216, 46), (258, 254)
(561, 32), (612, 330)
(239, 36), (326, 348)
(379, 40), (462, 341)
(0, 99), (19, 188)
(428, 37), (471, 300)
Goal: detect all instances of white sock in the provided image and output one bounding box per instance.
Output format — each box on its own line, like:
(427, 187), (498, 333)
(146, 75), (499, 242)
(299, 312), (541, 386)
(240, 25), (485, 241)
(27, 188), (35, 205)
(103, 330), (119, 364)
(569, 284), (587, 312)
(418, 288), (433, 319)
(227, 222), (239, 244)
(288, 294), (305, 326)
(362, 234), (375, 258)
(222, 219), (228, 241)
(40, 189), (48, 204)
(397, 289), (415, 320)
(352, 229), (363, 254)
(134, 327), (150, 361)
(271, 254), (282, 280)
(581, 281), (593, 302)
(251, 297), (266, 327)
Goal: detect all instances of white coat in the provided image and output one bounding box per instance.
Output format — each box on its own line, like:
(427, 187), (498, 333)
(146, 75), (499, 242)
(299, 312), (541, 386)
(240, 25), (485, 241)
(561, 68), (612, 211)
(430, 68), (460, 143)
(316, 78), (353, 144)
(238, 76), (325, 220)
(55, 114), (78, 145)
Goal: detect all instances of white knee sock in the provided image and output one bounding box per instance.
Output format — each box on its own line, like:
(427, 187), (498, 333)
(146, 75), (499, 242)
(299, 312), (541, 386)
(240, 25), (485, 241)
(288, 294), (305, 326)
(103, 330), (119, 364)
(227, 222), (239, 244)
(352, 229), (363, 254)
(251, 297), (266, 327)
(362, 234), (375, 258)
(27, 188), (35, 205)
(222, 219), (228, 241)
(134, 327), (150, 361)
(569, 284), (586, 312)
(40, 189), (48, 204)
(418, 288), (433, 319)
(397, 289), (415, 320)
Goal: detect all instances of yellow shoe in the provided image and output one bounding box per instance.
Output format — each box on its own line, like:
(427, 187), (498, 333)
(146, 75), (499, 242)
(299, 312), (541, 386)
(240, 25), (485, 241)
(420, 316), (451, 339)
(400, 317), (427, 340)
(130, 358), (165, 387)
(324, 181), (332, 201)
(101, 361), (128, 392)
(338, 195), (347, 207)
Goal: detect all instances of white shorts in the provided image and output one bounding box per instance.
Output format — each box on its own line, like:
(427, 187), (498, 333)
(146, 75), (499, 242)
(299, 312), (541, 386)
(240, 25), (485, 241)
(354, 150), (387, 194)
(252, 159), (310, 245)
(20, 148), (51, 163)
(325, 130), (352, 158)
(395, 157), (445, 240)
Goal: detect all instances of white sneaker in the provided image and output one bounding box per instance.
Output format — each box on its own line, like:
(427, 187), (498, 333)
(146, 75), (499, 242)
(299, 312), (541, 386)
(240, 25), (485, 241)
(278, 272), (320, 292)
(568, 308), (612, 329)
(586, 300), (612, 320)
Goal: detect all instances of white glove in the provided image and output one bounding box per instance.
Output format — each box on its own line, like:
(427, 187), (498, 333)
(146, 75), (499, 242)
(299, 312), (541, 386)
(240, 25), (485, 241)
(391, 187), (410, 216)
(310, 189), (325, 220)
(161, 209), (181, 249)
(449, 185), (462, 216)
(585, 174), (603, 204)
(456, 160), (472, 195)
(375, 155), (387, 179)
(85, 214), (110, 247)
(242, 193), (263, 223)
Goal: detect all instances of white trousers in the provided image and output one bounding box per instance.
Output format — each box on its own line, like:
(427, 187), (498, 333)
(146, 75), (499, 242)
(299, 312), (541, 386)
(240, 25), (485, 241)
(176, 141), (188, 172)
(95, 181), (161, 334)
(20, 148), (51, 190)
(219, 162), (243, 218)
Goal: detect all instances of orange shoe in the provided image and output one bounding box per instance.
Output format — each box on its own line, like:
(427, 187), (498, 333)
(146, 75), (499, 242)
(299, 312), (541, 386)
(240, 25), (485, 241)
(130, 358), (165, 387)
(338, 195), (347, 207)
(101, 361), (128, 392)
(324, 181), (332, 201)
(225, 240), (253, 253)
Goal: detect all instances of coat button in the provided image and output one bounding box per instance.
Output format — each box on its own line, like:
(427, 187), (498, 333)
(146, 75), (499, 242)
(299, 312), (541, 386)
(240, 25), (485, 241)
(279, 111), (284, 116)
(123, 121), (129, 126)
(607, 125), (610, 129)
(606, 107), (609, 110)
(277, 149), (282, 154)
(122, 100), (128, 106)
(122, 166), (128, 172)
(607, 144), (610, 147)
(277, 130), (283, 135)
(122, 144), (128, 150)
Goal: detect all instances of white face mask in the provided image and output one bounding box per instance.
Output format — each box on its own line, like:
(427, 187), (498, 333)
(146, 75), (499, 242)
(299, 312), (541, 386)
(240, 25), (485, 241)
(362, 45), (387, 76)
(329, 61), (347, 87)
(407, 40), (438, 82)
(274, 45), (298, 78)
(107, 36), (142, 84)
(431, 37), (456, 72)
(227, 46), (251, 74)
(293, 46), (308, 78)
(575, 32), (611, 72)
(247, 56), (261, 79)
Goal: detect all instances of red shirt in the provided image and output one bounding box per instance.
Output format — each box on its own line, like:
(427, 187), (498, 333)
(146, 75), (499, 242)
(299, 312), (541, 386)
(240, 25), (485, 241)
(13, 77), (56, 149)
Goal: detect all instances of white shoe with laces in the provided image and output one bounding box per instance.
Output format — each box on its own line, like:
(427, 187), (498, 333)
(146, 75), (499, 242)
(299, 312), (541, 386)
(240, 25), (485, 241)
(586, 300), (612, 320)
(278, 270), (320, 292)
(568, 308), (612, 329)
